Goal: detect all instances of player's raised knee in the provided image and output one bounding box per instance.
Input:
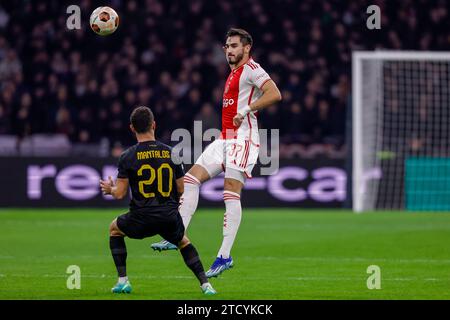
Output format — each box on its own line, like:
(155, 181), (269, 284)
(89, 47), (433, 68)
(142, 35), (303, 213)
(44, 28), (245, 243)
(187, 165), (210, 183)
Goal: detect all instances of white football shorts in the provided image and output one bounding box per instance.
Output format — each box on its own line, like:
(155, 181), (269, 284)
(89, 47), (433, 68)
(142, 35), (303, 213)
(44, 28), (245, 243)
(195, 138), (260, 180)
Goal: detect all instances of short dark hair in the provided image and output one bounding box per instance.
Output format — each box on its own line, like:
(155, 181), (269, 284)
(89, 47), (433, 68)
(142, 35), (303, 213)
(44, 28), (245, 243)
(226, 28), (253, 47)
(130, 106), (154, 133)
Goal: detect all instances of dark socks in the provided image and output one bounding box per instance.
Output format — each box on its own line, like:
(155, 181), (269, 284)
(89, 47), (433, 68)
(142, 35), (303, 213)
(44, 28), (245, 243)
(110, 236), (127, 277)
(180, 243), (208, 285)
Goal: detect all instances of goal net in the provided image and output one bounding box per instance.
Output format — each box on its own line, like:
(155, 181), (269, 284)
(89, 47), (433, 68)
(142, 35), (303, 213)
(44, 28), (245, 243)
(352, 51), (450, 212)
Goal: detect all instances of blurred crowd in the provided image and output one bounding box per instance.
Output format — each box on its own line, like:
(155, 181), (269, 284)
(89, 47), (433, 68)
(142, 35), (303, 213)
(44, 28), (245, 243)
(0, 0), (448, 158)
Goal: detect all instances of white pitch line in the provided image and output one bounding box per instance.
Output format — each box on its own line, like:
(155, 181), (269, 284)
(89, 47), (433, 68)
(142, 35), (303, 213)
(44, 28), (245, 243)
(1, 273), (449, 282)
(239, 256), (450, 264)
(2, 255), (450, 264)
(0, 273), (194, 280)
(287, 276), (450, 282)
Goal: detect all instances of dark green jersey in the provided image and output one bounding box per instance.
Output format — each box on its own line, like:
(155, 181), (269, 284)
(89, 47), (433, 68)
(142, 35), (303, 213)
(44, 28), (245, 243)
(117, 140), (184, 213)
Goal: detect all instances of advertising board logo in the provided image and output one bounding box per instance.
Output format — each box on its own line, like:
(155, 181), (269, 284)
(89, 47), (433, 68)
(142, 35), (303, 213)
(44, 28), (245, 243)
(26, 163), (349, 203)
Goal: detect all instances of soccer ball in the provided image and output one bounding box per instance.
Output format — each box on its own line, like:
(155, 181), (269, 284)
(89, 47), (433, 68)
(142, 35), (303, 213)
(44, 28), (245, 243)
(90, 6), (119, 36)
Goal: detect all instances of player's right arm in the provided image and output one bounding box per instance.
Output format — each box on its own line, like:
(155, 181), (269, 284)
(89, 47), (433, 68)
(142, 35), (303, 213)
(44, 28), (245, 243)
(100, 176), (129, 199)
(99, 151), (129, 200)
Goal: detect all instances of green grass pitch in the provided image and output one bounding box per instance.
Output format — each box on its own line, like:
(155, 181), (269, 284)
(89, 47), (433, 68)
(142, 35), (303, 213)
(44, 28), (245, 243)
(1, 208), (450, 300)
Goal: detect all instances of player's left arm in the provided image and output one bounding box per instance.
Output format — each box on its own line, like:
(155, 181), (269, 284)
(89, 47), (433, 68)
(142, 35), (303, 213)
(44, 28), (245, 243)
(176, 177), (184, 196)
(172, 152), (185, 197)
(100, 176), (129, 200)
(233, 80), (282, 127)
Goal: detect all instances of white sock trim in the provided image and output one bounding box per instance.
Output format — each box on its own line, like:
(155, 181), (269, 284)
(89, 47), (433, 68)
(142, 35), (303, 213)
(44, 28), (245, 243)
(223, 190), (240, 198)
(184, 173), (201, 185)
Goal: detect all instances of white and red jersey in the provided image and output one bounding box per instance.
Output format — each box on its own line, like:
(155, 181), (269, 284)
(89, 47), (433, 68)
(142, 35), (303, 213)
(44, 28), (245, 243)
(221, 57), (271, 143)
(195, 58), (270, 178)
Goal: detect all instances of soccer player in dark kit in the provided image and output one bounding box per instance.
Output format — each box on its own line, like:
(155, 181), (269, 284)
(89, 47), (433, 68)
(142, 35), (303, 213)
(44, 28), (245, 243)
(100, 106), (216, 295)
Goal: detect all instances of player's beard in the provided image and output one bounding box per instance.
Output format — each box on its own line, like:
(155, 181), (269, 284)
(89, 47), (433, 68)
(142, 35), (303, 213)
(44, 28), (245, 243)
(228, 51), (244, 66)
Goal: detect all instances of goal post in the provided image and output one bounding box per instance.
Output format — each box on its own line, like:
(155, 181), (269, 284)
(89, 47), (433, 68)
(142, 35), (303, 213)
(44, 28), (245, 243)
(352, 51), (450, 212)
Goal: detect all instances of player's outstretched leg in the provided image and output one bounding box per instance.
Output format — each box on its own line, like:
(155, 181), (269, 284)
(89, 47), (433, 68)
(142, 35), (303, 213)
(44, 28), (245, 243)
(151, 169), (205, 252)
(179, 172), (202, 227)
(151, 239), (178, 251)
(178, 236), (216, 295)
(109, 218), (132, 293)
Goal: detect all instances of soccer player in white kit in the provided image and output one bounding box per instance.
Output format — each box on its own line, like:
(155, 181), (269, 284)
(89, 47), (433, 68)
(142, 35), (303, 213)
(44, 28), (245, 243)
(152, 28), (282, 278)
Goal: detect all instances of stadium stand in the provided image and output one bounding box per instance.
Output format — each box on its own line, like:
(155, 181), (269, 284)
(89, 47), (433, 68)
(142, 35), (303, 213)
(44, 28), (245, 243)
(0, 0), (448, 157)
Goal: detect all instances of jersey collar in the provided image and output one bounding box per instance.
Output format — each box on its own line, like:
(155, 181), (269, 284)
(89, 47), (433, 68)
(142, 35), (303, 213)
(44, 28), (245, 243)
(232, 56), (252, 73)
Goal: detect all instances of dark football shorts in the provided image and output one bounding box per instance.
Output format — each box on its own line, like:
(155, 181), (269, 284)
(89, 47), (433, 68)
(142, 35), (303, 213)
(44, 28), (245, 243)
(116, 209), (185, 244)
